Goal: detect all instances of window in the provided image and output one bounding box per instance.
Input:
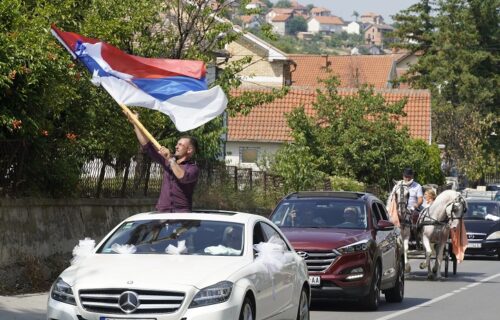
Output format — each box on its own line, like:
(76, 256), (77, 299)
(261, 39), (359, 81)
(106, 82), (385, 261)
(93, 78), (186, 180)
(240, 147), (259, 163)
(375, 202), (389, 220)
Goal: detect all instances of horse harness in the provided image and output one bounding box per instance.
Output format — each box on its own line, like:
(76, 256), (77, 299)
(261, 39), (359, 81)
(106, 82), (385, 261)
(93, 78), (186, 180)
(417, 195), (466, 228)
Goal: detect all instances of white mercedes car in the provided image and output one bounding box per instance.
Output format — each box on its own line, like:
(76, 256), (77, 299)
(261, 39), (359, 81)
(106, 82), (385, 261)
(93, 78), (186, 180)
(47, 210), (310, 320)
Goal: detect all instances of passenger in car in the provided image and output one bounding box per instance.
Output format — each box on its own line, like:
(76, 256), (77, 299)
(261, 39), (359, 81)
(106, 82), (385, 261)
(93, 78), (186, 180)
(294, 208), (325, 227)
(337, 207), (360, 228)
(222, 226), (242, 250)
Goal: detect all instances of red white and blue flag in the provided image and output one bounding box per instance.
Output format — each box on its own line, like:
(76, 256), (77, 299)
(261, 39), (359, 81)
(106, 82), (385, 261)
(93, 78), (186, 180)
(51, 25), (227, 132)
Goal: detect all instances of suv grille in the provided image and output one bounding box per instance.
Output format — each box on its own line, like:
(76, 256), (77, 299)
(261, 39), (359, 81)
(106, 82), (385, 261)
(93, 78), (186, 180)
(298, 250), (338, 272)
(79, 289), (185, 314)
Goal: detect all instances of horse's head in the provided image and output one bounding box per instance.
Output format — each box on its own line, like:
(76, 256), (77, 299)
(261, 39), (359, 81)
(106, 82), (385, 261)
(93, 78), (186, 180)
(394, 181), (409, 206)
(430, 190), (467, 227)
(445, 194), (467, 220)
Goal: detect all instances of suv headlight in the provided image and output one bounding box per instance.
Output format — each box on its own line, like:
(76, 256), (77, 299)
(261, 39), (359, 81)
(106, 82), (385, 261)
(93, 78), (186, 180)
(189, 281), (233, 308)
(50, 277), (76, 305)
(486, 231), (500, 240)
(337, 240), (369, 254)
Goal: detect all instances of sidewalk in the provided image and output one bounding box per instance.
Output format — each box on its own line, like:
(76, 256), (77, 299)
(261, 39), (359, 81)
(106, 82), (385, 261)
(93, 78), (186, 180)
(0, 293), (47, 320)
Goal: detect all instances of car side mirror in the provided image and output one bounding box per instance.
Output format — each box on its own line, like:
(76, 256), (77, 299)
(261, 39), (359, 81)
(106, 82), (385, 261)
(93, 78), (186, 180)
(377, 220), (395, 230)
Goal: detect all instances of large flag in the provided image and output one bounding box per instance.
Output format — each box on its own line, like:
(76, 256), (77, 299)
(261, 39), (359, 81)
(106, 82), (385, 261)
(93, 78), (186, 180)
(51, 25), (227, 132)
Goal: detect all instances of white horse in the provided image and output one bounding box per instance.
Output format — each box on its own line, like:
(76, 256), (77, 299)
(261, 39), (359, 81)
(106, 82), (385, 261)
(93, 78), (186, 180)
(387, 181), (413, 273)
(417, 190), (466, 280)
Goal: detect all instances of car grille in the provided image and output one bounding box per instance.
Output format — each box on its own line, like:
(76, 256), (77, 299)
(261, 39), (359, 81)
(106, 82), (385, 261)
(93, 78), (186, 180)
(298, 250), (339, 272)
(79, 289), (185, 314)
(467, 232), (487, 240)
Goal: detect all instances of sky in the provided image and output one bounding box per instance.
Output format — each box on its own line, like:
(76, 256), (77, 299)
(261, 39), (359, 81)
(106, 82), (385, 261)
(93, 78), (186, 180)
(275, 0), (420, 23)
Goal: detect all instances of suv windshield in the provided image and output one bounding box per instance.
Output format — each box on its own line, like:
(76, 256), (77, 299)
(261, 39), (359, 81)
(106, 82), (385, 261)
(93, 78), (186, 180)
(97, 219), (245, 256)
(271, 199), (367, 229)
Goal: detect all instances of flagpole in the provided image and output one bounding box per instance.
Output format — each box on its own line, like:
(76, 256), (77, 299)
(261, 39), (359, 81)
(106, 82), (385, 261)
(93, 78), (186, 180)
(118, 103), (162, 151)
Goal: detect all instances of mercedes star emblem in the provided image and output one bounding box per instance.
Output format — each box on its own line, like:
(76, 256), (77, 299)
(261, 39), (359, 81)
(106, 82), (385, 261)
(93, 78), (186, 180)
(118, 291), (140, 314)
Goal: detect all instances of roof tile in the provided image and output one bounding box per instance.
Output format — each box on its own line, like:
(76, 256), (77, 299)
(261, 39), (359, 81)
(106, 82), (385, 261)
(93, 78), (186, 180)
(290, 54), (395, 89)
(228, 88), (431, 143)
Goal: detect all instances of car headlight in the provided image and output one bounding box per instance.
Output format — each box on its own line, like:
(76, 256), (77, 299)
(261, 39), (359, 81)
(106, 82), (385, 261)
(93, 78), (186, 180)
(337, 240), (369, 254)
(486, 231), (500, 240)
(50, 277), (76, 305)
(189, 281), (233, 308)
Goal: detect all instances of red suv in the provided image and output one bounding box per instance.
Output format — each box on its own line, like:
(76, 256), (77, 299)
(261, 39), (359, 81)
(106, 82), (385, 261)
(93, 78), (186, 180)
(270, 191), (404, 310)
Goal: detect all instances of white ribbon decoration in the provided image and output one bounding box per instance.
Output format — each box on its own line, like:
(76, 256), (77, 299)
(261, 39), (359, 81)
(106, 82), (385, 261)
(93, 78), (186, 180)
(253, 236), (287, 299)
(166, 240), (187, 254)
(71, 238), (95, 265)
(111, 243), (137, 254)
(204, 245), (241, 256)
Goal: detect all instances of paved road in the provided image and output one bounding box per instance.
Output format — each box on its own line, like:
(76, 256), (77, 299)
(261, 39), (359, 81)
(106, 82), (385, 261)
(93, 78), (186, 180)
(1, 257), (499, 320)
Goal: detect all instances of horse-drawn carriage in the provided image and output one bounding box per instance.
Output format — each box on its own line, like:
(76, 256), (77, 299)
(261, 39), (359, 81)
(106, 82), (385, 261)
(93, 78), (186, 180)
(387, 184), (467, 280)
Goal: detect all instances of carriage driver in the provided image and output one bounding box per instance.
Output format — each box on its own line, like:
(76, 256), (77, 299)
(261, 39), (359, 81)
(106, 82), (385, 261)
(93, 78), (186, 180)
(402, 168), (423, 212)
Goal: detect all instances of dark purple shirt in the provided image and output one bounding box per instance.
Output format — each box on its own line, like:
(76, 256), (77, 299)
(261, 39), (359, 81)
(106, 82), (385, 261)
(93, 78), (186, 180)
(143, 142), (199, 212)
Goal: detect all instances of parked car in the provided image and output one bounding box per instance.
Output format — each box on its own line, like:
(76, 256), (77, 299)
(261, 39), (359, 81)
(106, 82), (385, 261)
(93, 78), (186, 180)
(486, 183), (500, 191)
(270, 191), (404, 310)
(464, 200), (500, 259)
(47, 211), (310, 320)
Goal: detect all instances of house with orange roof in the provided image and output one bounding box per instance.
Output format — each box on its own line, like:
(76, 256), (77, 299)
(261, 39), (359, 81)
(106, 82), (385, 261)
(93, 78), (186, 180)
(288, 54), (398, 89)
(266, 8), (295, 23)
(390, 50), (423, 88)
(238, 15), (262, 29)
(270, 14), (291, 35)
(364, 23), (395, 46)
(360, 12), (384, 25)
(226, 88), (432, 169)
(246, 0), (267, 10)
(310, 7), (331, 17)
(289, 0), (308, 14)
(307, 15), (345, 34)
(225, 27), (293, 88)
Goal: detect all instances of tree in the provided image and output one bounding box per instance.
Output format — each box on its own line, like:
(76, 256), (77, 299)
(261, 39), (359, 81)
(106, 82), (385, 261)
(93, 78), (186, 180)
(0, 0), (287, 196)
(275, 0), (292, 8)
(352, 10), (360, 21)
(391, 0), (499, 182)
(261, 0), (274, 8)
(268, 75), (444, 192)
(286, 16), (307, 35)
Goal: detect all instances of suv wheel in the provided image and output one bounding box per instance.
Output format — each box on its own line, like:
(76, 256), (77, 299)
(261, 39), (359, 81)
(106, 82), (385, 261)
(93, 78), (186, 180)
(385, 258), (404, 302)
(361, 263), (380, 310)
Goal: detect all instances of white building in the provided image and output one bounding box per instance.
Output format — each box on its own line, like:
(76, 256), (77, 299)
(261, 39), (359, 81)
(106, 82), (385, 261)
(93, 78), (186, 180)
(307, 16), (345, 34)
(343, 21), (361, 35)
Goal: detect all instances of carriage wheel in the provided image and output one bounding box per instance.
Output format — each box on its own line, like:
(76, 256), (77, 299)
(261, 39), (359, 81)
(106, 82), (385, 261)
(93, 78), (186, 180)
(444, 251), (449, 278)
(449, 243), (457, 275)
(443, 241), (450, 278)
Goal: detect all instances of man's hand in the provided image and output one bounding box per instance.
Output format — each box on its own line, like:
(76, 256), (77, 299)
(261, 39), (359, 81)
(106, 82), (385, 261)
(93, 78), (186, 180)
(158, 146), (172, 160)
(126, 110), (139, 124)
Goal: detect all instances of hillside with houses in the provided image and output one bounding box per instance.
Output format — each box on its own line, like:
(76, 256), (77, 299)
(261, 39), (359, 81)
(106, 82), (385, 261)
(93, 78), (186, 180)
(232, 0), (396, 55)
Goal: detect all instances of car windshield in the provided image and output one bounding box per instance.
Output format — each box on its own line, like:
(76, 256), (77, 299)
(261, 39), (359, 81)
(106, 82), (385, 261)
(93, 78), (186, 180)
(97, 219), (245, 256)
(464, 202), (500, 220)
(271, 199), (367, 229)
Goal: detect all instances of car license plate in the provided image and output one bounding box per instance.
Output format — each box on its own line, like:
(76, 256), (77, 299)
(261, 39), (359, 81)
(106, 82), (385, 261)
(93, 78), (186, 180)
(309, 276), (321, 286)
(467, 243), (482, 248)
(100, 318), (156, 320)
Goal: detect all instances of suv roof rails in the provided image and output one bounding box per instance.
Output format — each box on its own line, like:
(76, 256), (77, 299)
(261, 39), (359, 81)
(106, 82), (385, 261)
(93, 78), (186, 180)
(285, 191), (366, 200)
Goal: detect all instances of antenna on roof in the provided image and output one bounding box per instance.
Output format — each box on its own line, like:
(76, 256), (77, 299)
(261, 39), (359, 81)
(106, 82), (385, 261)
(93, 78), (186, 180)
(321, 54), (331, 68)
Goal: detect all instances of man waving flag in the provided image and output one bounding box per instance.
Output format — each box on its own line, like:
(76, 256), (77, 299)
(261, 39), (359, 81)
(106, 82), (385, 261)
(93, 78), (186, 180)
(51, 25), (227, 132)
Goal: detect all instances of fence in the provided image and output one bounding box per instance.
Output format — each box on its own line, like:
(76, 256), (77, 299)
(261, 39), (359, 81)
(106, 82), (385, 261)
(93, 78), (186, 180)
(0, 138), (288, 198)
(78, 159), (287, 198)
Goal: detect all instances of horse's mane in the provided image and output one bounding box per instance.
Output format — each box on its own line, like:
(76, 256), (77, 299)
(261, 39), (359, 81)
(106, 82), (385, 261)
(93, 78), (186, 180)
(428, 189), (459, 219)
